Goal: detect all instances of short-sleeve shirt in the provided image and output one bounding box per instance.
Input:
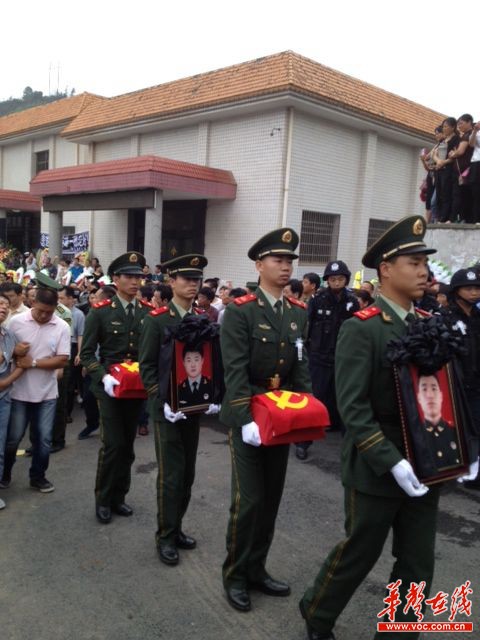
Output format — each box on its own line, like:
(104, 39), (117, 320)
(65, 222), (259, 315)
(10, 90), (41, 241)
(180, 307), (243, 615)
(9, 310), (71, 402)
(0, 326), (17, 400)
(456, 131), (474, 174)
(72, 306), (85, 343)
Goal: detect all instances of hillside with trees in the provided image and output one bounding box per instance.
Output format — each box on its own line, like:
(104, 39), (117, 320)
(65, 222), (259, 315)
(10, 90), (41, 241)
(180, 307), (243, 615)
(0, 86), (75, 117)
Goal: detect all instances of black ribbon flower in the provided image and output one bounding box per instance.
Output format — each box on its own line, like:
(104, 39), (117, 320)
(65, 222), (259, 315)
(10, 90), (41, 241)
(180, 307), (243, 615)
(386, 315), (465, 376)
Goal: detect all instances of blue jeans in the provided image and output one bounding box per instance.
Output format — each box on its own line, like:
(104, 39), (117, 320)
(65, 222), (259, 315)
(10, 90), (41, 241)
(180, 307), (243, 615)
(4, 399), (57, 481)
(0, 395), (12, 481)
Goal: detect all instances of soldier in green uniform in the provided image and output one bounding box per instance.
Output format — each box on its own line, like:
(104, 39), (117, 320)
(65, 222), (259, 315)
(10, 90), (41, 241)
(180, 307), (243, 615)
(220, 228), (312, 612)
(298, 216), (473, 640)
(139, 254), (217, 566)
(80, 252), (153, 524)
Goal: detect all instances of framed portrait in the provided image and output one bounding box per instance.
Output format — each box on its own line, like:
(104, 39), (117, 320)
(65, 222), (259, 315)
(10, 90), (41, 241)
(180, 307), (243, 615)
(169, 340), (214, 415)
(393, 363), (471, 485)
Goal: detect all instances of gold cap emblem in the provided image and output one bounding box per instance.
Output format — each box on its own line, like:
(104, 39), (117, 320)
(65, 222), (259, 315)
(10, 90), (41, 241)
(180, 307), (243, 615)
(282, 230), (292, 243)
(190, 257), (200, 266)
(129, 253), (138, 263)
(412, 218), (424, 236)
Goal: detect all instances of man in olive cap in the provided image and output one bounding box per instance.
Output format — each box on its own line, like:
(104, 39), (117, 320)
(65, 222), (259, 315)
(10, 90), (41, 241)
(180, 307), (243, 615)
(3, 273), (70, 494)
(220, 227), (312, 612)
(80, 252), (153, 524)
(299, 216), (478, 640)
(139, 253), (218, 566)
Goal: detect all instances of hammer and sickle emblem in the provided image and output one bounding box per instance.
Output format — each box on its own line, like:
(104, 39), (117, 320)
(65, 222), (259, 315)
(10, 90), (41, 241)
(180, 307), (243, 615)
(121, 362), (140, 373)
(265, 391), (308, 410)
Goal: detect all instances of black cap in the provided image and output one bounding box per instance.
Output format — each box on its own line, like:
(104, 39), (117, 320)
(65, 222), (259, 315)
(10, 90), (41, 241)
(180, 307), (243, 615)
(362, 216), (436, 269)
(161, 254), (208, 279)
(108, 252), (145, 277)
(449, 268), (480, 290)
(248, 227), (299, 261)
(323, 260), (351, 281)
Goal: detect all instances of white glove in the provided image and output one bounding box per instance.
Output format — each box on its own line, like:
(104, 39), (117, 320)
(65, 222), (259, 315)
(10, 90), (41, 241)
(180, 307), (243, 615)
(164, 402), (187, 423)
(457, 458), (479, 483)
(204, 403), (221, 415)
(241, 421), (262, 447)
(102, 374), (120, 398)
(391, 459), (429, 497)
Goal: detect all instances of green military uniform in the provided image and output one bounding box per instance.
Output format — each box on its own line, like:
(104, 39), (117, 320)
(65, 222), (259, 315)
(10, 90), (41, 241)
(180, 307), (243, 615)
(80, 252), (152, 510)
(139, 254), (208, 555)
(221, 228), (312, 597)
(300, 216), (441, 640)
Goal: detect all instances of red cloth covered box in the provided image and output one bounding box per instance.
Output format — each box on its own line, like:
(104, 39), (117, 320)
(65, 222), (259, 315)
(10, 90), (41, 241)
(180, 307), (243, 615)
(109, 361), (147, 399)
(251, 390), (330, 446)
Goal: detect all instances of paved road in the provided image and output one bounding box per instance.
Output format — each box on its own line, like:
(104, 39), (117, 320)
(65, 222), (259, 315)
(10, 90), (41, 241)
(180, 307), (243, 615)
(1, 409), (479, 640)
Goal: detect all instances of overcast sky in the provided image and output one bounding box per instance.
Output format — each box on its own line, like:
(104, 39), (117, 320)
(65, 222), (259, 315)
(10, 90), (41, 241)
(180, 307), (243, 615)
(3, 0), (477, 120)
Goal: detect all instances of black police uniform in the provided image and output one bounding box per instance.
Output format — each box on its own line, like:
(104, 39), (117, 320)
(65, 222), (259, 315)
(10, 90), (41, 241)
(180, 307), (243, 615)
(306, 261), (359, 434)
(445, 268), (480, 487)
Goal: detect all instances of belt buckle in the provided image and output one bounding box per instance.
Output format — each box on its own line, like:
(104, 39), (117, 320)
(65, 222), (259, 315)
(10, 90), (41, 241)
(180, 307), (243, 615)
(268, 374), (281, 390)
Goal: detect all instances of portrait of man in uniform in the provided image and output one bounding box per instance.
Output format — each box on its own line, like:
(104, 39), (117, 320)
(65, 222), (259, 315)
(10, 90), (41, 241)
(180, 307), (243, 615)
(173, 342), (213, 413)
(416, 372), (461, 472)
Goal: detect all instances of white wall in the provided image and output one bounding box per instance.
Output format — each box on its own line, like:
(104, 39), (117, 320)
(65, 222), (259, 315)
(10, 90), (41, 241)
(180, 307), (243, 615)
(140, 125), (200, 164)
(2, 142), (32, 190)
(91, 209), (128, 268)
(94, 137), (133, 162)
(204, 109), (287, 286)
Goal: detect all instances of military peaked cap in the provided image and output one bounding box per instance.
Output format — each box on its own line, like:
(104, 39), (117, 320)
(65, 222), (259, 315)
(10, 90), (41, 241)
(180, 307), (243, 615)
(35, 271), (63, 291)
(108, 252), (146, 277)
(362, 215), (436, 269)
(248, 227), (299, 261)
(161, 254), (208, 279)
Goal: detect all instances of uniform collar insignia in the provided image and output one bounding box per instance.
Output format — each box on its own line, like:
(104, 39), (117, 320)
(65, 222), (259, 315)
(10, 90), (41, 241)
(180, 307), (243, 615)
(382, 312), (393, 323)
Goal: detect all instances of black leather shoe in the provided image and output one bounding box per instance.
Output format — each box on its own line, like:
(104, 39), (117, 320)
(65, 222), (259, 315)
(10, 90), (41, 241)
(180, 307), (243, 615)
(96, 505), (112, 524)
(299, 600), (335, 639)
(78, 426), (98, 439)
(249, 576), (291, 596)
(295, 446), (308, 460)
(112, 502), (133, 517)
(50, 443), (65, 453)
(158, 544), (179, 566)
(226, 587), (251, 612)
(176, 531), (196, 549)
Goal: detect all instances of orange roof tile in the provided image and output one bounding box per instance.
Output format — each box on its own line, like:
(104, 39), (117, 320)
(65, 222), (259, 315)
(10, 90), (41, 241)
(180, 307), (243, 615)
(62, 52), (444, 139)
(0, 93), (105, 141)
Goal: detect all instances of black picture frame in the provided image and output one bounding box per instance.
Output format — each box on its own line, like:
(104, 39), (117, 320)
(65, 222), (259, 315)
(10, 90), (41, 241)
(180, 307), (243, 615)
(169, 339), (214, 415)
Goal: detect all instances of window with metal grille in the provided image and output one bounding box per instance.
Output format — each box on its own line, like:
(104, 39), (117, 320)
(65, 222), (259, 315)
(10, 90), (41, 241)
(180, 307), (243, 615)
(35, 150), (49, 174)
(367, 219), (394, 248)
(299, 211), (340, 265)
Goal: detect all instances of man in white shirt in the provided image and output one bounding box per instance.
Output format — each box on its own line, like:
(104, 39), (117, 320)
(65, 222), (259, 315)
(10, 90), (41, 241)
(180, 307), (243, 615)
(2, 286), (70, 493)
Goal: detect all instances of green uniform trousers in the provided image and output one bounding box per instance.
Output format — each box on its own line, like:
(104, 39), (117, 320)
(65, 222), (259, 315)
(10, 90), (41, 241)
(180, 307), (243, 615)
(94, 393), (144, 507)
(52, 366), (71, 447)
(223, 427), (290, 589)
(301, 485), (441, 640)
(154, 415), (200, 547)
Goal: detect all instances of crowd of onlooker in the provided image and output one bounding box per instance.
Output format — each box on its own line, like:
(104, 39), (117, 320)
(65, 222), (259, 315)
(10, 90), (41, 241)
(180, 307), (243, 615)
(420, 114), (480, 224)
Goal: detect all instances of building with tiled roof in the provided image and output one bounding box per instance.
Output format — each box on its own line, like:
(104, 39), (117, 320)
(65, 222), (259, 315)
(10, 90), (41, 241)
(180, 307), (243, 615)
(0, 51), (446, 278)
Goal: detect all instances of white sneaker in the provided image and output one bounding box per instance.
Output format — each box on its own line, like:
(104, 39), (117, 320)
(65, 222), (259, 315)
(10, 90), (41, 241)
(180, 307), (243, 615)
(0, 497), (5, 509)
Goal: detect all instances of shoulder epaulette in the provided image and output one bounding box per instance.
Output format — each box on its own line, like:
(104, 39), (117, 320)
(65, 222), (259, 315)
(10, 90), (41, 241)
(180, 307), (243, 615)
(149, 306), (169, 316)
(287, 296), (307, 309)
(140, 299), (154, 309)
(415, 308), (432, 318)
(93, 299), (112, 309)
(194, 307), (205, 315)
(234, 294), (257, 306)
(353, 306), (382, 321)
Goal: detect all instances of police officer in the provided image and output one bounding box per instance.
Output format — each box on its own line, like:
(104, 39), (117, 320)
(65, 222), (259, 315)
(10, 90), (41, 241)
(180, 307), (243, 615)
(220, 228), (312, 612)
(139, 254), (216, 566)
(296, 261), (359, 460)
(446, 268), (480, 488)
(299, 216), (478, 640)
(80, 252), (153, 524)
